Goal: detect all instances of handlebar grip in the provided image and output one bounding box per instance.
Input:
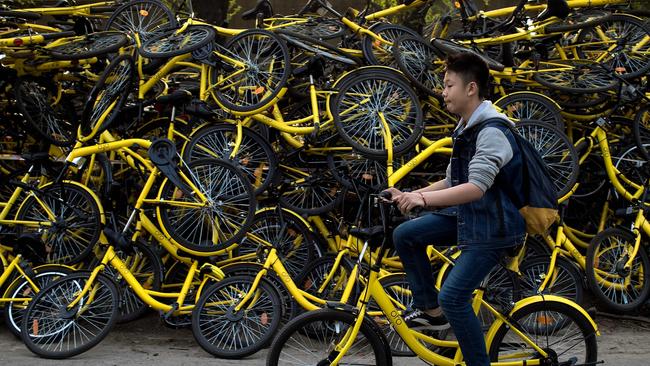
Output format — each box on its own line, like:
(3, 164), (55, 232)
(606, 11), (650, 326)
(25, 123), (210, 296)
(379, 191), (392, 200)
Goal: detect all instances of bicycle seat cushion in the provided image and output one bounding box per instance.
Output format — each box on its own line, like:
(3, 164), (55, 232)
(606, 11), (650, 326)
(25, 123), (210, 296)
(537, 0), (570, 21)
(156, 89), (193, 106)
(349, 225), (385, 248)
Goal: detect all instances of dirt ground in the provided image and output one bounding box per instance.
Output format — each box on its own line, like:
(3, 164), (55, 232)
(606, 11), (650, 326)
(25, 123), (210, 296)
(1, 311), (649, 366)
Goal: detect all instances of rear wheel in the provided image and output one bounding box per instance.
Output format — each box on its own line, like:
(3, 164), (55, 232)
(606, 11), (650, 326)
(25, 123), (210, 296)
(488, 300), (598, 364)
(192, 275), (283, 359)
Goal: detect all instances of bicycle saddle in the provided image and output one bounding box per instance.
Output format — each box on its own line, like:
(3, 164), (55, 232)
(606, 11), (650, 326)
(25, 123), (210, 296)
(349, 226), (385, 242)
(241, 0), (273, 20)
(156, 89), (193, 107)
(21, 151), (50, 163)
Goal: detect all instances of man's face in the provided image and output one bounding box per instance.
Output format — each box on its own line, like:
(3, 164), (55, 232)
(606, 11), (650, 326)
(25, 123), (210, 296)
(442, 71), (474, 116)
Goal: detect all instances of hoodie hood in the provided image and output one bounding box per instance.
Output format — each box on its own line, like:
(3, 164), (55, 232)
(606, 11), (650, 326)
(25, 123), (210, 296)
(455, 100), (514, 136)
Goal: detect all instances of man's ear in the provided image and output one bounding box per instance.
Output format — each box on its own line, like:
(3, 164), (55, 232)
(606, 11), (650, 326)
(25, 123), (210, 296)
(467, 81), (478, 97)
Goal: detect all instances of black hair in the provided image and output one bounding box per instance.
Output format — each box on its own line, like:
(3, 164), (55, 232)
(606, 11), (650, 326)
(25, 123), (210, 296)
(445, 52), (490, 99)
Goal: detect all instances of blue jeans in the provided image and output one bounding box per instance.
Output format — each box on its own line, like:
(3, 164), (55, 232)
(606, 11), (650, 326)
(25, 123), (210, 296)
(393, 212), (505, 366)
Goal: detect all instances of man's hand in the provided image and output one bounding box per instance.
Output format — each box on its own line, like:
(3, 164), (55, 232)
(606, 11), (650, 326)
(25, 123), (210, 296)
(381, 187), (403, 202)
(395, 192), (426, 215)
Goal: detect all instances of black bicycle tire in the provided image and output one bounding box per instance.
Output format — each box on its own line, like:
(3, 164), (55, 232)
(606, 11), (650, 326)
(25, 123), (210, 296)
(267, 16), (346, 40)
(361, 22), (420, 66)
(494, 92), (564, 130)
(332, 67), (424, 159)
(182, 123), (278, 196)
(211, 28), (290, 115)
(192, 274), (283, 358)
(533, 60), (619, 94)
(20, 272), (119, 359)
(514, 120), (580, 199)
(545, 11), (613, 33)
(575, 13), (650, 79)
(157, 158), (256, 254)
(585, 227), (650, 313)
(15, 183), (102, 266)
(431, 38), (506, 71)
(139, 25), (215, 59)
(393, 35), (445, 98)
(80, 54), (135, 140)
(276, 29), (362, 66)
(13, 77), (76, 147)
(488, 300), (598, 364)
(633, 105), (650, 161)
(3, 264), (71, 337)
(266, 308), (391, 366)
(48, 31), (129, 60)
(104, 0), (176, 44)
(519, 255), (584, 305)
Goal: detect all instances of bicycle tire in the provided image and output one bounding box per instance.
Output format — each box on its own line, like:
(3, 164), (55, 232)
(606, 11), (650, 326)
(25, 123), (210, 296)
(431, 38), (506, 71)
(192, 274), (283, 359)
(519, 255), (584, 305)
(99, 240), (163, 323)
(361, 22), (420, 67)
(13, 77), (76, 147)
(157, 158), (256, 254)
(105, 0), (176, 44)
(20, 272), (119, 359)
(494, 91), (564, 130)
(80, 54), (135, 141)
(47, 31), (129, 60)
(633, 105), (650, 161)
(514, 120), (579, 199)
(220, 262), (297, 325)
(293, 254), (358, 315)
(3, 264), (71, 337)
(488, 300), (598, 364)
(533, 60), (619, 94)
(545, 11), (612, 33)
(585, 227), (650, 313)
(15, 182), (102, 266)
(237, 209), (316, 280)
(575, 13), (650, 79)
(210, 29), (290, 115)
(393, 35), (445, 97)
(277, 29), (362, 66)
(140, 25), (215, 59)
(327, 151), (390, 191)
(266, 308), (391, 366)
(332, 67), (423, 159)
(277, 155), (345, 215)
(182, 123), (278, 196)
(265, 17), (346, 40)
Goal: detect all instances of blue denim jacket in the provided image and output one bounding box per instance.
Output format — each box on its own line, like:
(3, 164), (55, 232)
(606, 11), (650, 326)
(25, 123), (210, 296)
(449, 120), (526, 250)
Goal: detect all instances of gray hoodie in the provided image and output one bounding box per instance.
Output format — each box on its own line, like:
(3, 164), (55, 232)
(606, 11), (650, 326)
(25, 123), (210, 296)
(444, 100), (514, 192)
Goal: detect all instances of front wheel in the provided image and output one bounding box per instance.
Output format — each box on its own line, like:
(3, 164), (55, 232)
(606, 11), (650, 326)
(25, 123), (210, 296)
(20, 272), (119, 359)
(266, 308), (391, 366)
(488, 300), (598, 364)
(585, 228), (650, 313)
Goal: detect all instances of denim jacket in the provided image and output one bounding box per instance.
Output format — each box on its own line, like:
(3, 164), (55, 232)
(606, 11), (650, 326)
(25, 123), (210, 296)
(449, 119), (526, 250)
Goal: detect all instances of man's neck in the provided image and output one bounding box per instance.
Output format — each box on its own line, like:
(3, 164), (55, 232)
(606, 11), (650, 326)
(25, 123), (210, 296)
(460, 99), (484, 125)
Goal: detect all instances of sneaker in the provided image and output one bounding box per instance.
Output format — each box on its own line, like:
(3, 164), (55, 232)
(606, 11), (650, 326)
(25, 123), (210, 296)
(403, 308), (450, 330)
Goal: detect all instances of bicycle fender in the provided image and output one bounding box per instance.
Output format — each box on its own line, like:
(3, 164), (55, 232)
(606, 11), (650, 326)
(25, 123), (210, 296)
(485, 294), (600, 350)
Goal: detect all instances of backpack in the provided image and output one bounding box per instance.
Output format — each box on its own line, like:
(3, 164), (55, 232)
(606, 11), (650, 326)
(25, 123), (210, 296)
(474, 118), (559, 235)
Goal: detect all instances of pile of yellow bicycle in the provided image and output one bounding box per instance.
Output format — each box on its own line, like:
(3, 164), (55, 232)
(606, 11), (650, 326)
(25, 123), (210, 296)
(0, 0), (649, 364)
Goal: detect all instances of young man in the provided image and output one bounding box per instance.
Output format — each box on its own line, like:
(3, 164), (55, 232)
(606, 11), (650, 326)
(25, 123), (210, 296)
(384, 52), (526, 366)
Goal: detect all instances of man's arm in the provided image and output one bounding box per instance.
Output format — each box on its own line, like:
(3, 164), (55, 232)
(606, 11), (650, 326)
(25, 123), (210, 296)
(414, 178), (449, 193)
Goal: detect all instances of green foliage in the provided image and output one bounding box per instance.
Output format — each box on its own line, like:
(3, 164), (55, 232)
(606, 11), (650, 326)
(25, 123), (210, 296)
(227, 0), (241, 22)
